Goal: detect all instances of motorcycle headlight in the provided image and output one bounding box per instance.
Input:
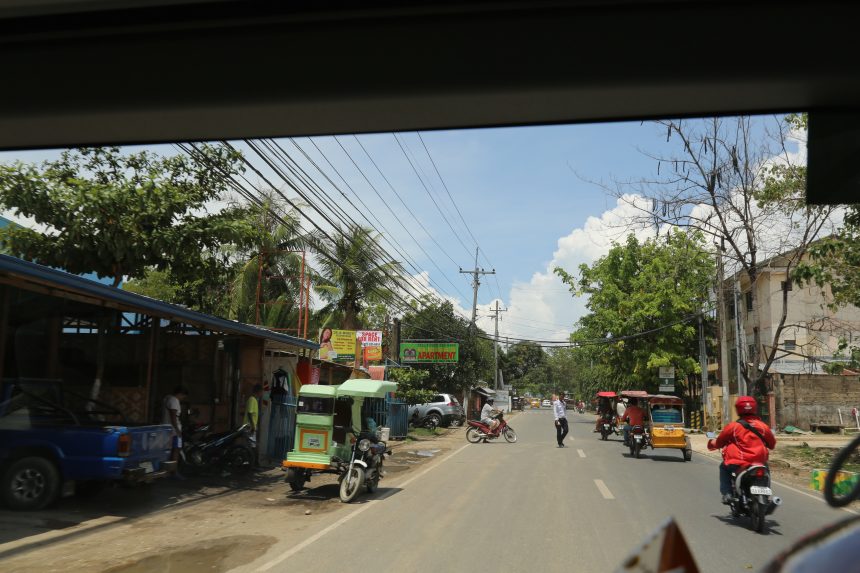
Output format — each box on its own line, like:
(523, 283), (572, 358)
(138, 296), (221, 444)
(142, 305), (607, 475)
(358, 438), (371, 452)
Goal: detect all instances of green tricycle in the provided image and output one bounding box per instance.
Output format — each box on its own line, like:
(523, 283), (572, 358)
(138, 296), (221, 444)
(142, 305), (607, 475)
(282, 378), (397, 502)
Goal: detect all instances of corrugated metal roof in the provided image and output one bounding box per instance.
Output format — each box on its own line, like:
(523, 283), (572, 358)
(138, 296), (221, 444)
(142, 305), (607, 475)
(0, 254), (319, 350)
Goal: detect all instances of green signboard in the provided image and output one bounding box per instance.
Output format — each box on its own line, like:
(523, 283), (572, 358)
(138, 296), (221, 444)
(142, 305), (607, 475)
(400, 342), (459, 363)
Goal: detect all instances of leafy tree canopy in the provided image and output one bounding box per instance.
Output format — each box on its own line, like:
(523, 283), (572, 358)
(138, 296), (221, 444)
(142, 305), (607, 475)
(555, 229), (714, 393)
(0, 145), (255, 287)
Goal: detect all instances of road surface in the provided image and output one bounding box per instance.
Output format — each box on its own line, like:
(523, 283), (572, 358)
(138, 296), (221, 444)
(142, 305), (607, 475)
(243, 409), (856, 573)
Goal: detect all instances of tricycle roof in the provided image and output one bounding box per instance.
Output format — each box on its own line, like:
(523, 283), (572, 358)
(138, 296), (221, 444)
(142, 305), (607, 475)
(648, 394), (683, 405)
(337, 378), (397, 398)
(620, 390), (649, 398)
(596, 391), (617, 398)
(298, 384), (338, 398)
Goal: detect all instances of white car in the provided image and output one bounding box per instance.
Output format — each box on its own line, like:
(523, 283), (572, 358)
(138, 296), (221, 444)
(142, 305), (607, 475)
(541, 399), (551, 408)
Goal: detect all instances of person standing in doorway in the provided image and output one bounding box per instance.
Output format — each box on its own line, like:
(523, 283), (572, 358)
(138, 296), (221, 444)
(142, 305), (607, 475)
(553, 394), (569, 448)
(162, 386), (189, 477)
(244, 384), (264, 467)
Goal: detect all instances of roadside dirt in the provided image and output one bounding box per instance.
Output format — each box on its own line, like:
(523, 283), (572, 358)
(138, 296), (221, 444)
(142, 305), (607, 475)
(0, 424), (473, 573)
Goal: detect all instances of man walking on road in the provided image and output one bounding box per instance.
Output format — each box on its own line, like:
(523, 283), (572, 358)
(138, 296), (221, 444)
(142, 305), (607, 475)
(553, 394), (568, 447)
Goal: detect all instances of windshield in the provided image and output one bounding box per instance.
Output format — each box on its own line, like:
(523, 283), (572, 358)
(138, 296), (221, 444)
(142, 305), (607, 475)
(297, 397), (334, 415)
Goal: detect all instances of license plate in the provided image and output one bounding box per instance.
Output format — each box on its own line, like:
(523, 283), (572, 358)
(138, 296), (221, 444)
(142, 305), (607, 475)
(603, 424), (610, 429)
(634, 436), (642, 441)
(664, 426), (675, 431)
(749, 486), (772, 495)
(140, 461), (154, 474)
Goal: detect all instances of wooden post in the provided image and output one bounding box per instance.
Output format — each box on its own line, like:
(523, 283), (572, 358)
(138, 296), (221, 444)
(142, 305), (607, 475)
(143, 316), (160, 421)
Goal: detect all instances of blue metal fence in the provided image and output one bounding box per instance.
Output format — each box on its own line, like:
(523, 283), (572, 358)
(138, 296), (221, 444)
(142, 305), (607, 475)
(388, 400), (408, 439)
(267, 395), (297, 460)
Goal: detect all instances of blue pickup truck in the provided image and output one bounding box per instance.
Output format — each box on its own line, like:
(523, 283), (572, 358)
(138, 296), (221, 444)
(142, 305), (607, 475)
(0, 380), (176, 510)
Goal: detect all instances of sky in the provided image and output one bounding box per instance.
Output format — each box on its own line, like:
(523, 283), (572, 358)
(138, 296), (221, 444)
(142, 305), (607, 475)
(0, 117), (799, 343)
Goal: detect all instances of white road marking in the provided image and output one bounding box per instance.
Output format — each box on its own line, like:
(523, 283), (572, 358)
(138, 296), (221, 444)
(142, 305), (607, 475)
(577, 449), (586, 458)
(256, 443), (470, 571)
(594, 479), (615, 499)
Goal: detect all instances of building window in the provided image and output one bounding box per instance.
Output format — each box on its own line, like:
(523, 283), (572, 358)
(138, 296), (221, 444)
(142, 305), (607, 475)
(745, 291), (754, 312)
(783, 339), (796, 350)
(781, 280), (793, 292)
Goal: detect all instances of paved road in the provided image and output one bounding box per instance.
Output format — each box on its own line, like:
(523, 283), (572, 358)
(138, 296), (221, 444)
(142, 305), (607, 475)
(243, 410), (856, 573)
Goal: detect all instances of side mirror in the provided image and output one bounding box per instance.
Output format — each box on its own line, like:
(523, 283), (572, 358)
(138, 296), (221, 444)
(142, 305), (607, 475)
(705, 432), (716, 439)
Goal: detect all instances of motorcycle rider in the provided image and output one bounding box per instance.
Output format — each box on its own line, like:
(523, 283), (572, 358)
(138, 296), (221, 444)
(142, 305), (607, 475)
(594, 396), (612, 432)
(481, 398), (500, 434)
(622, 397), (645, 446)
(707, 396), (776, 504)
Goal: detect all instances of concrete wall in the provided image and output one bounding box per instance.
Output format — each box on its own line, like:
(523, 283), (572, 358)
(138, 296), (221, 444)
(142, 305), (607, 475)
(776, 374), (860, 430)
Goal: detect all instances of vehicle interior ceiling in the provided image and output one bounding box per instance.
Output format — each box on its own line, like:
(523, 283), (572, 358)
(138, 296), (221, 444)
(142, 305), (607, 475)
(0, 0), (856, 206)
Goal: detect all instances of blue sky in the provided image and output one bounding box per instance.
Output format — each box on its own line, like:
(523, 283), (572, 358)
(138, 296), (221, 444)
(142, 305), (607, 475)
(0, 117), (789, 342)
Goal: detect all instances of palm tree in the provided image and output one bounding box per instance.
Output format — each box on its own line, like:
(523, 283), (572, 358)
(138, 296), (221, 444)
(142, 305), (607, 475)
(229, 193), (311, 334)
(311, 225), (403, 330)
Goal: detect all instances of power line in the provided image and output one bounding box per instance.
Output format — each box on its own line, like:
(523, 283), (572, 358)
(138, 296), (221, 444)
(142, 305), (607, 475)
(415, 132), (505, 302)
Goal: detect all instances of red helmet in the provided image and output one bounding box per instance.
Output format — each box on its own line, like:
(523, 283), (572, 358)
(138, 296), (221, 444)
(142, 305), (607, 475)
(735, 396), (757, 417)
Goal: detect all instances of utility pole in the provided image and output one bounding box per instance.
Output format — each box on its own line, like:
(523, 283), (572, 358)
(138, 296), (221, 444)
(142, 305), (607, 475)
(460, 247), (495, 417)
(716, 246), (731, 427)
(488, 301), (507, 390)
(734, 279), (746, 397)
(698, 314), (710, 426)
(460, 247), (495, 331)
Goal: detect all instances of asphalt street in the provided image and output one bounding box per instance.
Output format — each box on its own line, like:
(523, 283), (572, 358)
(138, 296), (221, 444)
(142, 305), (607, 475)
(241, 410), (856, 573)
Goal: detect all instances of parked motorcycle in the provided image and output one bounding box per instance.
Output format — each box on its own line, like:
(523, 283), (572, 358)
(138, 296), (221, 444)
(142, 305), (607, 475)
(339, 430), (391, 503)
(181, 423), (254, 474)
(726, 464), (781, 533)
(465, 411), (518, 443)
(627, 424), (650, 458)
(408, 410), (438, 430)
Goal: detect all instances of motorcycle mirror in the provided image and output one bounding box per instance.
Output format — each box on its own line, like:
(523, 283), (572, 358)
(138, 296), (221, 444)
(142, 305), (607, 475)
(705, 432), (716, 439)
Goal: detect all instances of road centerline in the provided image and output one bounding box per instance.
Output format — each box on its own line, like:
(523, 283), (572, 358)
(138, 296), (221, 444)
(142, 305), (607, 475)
(577, 449), (586, 458)
(594, 479), (615, 499)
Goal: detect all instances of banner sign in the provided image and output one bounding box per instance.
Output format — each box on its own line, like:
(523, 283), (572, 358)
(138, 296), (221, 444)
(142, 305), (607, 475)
(319, 329), (356, 361)
(357, 330), (383, 347)
(400, 342), (459, 363)
(364, 346), (383, 362)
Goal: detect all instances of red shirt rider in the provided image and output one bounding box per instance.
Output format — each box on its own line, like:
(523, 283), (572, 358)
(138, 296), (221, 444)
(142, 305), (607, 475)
(708, 398), (775, 467)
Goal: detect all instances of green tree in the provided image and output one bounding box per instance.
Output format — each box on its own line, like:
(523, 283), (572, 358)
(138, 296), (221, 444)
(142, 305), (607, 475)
(556, 229), (714, 394)
(387, 368), (434, 405)
(311, 225), (403, 330)
(500, 342), (547, 393)
(605, 114), (834, 394)
(0, 145), (254, 287)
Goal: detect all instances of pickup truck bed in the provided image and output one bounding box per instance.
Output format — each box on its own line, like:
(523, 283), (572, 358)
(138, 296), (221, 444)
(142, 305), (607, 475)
(0, 381), (175, 510)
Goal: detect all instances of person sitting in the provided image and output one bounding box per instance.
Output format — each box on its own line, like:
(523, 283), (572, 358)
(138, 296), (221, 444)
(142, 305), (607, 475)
(622, 397), (646, 446)
(481, 398), (500, 434)
(708, 396), (776, 504)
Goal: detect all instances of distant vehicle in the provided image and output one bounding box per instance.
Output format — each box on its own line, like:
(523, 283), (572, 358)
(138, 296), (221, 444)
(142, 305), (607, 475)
(530, 399), (541, 409)
(541, 399), (551, 408)
(0, 380), (175, 510)
(407, 393), (465, 427)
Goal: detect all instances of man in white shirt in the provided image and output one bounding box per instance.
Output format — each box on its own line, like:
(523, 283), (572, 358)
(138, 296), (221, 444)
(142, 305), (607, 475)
(480, 398), (500, 434)
(162, 386), (188, 464)
(553, 394), (568, 448)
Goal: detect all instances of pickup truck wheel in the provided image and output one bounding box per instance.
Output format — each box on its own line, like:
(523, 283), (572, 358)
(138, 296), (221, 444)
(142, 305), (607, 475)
(3, 456), (60, 510)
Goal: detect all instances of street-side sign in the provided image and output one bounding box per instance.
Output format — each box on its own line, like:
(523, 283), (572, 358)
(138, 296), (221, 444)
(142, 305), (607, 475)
(658, 366), (675, 379)
(356, 330), (382, 347)
(319, 329), (356, 362)
(400, 342), (459, 363)
(659, 384), (675, 392)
